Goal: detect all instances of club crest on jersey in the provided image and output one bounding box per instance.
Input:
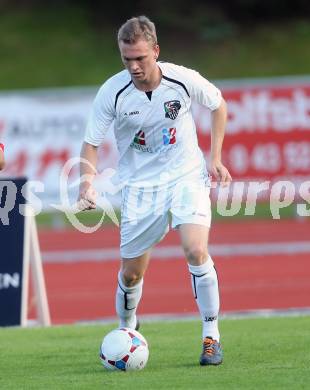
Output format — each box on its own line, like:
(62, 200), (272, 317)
(164, 100), (181, 120)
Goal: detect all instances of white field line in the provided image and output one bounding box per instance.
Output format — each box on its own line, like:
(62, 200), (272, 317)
(24, 307), (310, 328)
(75, 307), (310, 326)
(42, 241), (310, 263)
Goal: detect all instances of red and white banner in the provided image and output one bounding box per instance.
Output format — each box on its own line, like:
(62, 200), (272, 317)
(195, 83), (310, 183)
(0, 79), (309, 209)
(0, 91), (119, 208)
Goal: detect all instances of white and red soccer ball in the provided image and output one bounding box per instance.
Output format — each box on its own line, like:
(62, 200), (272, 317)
(99, 328), (149, 371)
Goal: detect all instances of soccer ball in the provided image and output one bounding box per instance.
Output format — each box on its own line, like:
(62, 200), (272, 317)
(99, 328), (149, 371)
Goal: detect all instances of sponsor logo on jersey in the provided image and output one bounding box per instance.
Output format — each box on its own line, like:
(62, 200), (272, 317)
(130, 130), (152, 152)
(162, 128), (176, 145)
(133, 130), (145, 145)
(164, 100), (181, 120)
(124, 111), (140, 116)
(130, 128), (178, 153)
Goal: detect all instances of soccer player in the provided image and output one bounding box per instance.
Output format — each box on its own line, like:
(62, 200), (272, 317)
(0, 143), (5, 170)
(79, 16), (232, 366)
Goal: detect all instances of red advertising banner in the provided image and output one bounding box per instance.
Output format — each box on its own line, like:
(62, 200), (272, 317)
(195, 84), (310, 182)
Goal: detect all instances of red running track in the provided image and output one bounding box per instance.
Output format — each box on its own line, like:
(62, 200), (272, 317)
(30, 219), (310, 324)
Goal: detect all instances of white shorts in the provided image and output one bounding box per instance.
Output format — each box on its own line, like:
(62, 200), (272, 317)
(120, 174), (211, 258)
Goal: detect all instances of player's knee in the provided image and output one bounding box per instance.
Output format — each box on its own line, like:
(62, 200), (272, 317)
(184, 245), (208, 265)
(121, 269), (143, 287)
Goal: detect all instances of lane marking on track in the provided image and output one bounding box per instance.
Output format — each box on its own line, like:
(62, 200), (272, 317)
(42, 241), (310, 263)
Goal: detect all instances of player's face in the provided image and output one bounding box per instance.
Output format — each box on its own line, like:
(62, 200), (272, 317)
(119, 39), (160, 89)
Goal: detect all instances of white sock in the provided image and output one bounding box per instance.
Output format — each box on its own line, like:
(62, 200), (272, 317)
(188, 256), (220, 341)
(115, 271), (143, 329)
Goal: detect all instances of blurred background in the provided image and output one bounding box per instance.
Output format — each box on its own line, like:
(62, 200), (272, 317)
(1, 0), (310, 88)
(0, 0), (309, 325)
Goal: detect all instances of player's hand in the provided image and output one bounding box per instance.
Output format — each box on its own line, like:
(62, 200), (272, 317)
(0, 143), (5, 170)
(210, 160), (232, 187)
(77, 185), (98, 211)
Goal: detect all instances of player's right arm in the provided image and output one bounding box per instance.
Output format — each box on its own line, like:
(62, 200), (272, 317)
(78, 142), (98, 210)
(0, 143), (5, 170)
(78, 78), (116, 210)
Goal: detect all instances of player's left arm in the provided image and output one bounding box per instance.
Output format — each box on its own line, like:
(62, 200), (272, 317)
(210, 99), (232, 186)
(179, 66), (232, 185)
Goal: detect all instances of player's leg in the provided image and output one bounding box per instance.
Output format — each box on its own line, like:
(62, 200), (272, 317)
(117, 184), (170, 329)
(179, 224), (222, 365)
(116, 251), (151, 329)
(179, 224), (220, 342)
(171, 178), (222, 364)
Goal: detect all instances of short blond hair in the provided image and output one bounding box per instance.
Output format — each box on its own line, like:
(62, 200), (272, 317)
(117, 16), (157, 46)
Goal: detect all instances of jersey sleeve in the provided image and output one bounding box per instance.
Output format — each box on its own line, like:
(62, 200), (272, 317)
(182, 67), (222, 111)
(84, 82), (115, 146)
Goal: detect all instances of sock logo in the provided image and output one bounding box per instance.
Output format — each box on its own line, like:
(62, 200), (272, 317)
(204, 316), (218, 322)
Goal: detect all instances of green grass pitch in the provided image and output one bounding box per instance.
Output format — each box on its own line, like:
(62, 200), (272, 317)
(1, 316), (309, 389)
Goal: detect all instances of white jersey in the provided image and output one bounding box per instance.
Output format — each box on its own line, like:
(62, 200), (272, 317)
(85, 62), (222, 186)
